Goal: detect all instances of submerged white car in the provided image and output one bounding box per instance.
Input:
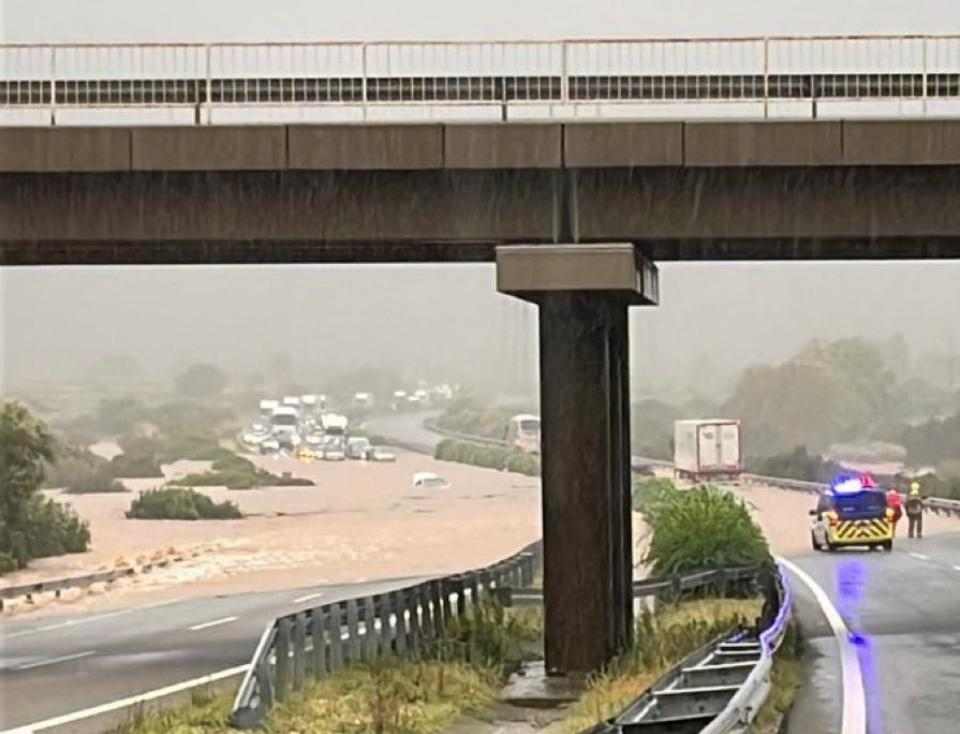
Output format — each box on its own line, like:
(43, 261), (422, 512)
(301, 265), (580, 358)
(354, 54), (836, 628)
(366, 446), (397, 462)
(411, 472), (450, 490)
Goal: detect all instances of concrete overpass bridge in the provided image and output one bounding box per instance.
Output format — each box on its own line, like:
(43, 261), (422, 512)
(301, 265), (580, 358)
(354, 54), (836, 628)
(3, 34), (960, 678)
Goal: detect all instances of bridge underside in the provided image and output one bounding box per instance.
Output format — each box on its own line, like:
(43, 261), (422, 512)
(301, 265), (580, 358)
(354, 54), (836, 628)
(3, 167), (960, 265)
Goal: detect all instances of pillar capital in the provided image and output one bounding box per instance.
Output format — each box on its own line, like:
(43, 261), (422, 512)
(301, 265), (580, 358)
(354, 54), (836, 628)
(495, 243), (658, 306)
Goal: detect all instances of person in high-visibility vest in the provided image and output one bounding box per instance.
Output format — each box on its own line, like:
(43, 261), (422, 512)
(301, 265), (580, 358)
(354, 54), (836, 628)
(906, 482), (925, 539)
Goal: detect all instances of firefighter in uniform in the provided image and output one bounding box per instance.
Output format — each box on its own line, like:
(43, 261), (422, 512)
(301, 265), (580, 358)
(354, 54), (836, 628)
(906, 482), (925, 539)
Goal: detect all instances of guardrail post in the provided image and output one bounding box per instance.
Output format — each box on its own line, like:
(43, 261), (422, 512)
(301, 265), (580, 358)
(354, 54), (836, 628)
(450, 577), (466, 619)
(311, 607), (327, 678)
(429, 580), (444, 636)
(437, 580), (451, 629)
(375, 594), (392, 658)
(345, 598), (361, 663)
(361, 596), (378, 662)
(409, 586), (423, 658)
(390, 590), (408, 657)
(328, 603), (344, 671)
(293, 613), (307, 691)
(275, 618), (292, 703)
(256, 656), (274, 709)
(465, 573), (480, 615)
(762, 36), (769, 119)
(204, 44), (212, 125)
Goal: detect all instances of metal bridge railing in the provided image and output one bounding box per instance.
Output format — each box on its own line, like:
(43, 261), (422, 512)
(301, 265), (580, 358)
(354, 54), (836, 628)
(2, 35), (960, 123)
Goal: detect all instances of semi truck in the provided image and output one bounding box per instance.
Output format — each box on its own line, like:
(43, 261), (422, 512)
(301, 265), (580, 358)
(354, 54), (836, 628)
(673, 419), (742, 482)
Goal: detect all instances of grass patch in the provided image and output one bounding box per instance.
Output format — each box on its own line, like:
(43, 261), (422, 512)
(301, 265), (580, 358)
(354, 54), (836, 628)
(752, 622), (804, 733)
(547, 597), (762, 733)
(110, 604), (541, 734)
(126, 488), (243, 520)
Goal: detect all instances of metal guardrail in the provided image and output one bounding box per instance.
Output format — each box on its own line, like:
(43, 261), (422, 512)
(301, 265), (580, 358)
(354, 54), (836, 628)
(3, 35), (960, 124)
(586, 562), (791, 734)
(0, 568), (134, 611)
(0, 552), (192, 611)
(499, 566), (762, 608)
(229, 539), (543, 728)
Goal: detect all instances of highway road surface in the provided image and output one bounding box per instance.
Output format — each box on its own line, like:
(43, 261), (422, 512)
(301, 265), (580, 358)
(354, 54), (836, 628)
(0, 575), (427, 732)
(785, 532), (960, 734)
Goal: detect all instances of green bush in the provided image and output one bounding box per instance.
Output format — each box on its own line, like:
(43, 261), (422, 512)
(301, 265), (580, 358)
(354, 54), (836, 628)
(505, 452), (541, 476)
(645, 485), (771, 576)
(110, 452), (164, 478)
(0, 552), (18, 575)
(7, 495), (92, 567)
(632, 478), (681, 526)
(435, 438), (541, 476)
(168, 451), (316, 491)
(126, 488), (243, 521)
(66, 468), (127, 494)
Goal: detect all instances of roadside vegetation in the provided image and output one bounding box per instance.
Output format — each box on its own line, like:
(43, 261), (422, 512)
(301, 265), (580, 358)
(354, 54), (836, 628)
(431, 396), (533, 440)
(0, 402), (91, 573)
(126, 487), (243, 520)
(752, 622), (805, 733)
(434, 438), (541, 476)
(111, 605), (543, 734)
(633, 479), (772, 575)
(168, 454), (315, 490)
(547, 598), (762, 733)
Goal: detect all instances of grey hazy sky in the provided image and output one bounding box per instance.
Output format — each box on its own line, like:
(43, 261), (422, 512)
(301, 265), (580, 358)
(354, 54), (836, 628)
(3, 262), (959, 398)
(3, 0), (960, 43)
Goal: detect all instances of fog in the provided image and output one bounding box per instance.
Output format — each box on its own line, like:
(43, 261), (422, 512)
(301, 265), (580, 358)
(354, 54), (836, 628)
(3, 1), (960, 400)
(4, 0), (959, 42)
(3, 263), (959, 401)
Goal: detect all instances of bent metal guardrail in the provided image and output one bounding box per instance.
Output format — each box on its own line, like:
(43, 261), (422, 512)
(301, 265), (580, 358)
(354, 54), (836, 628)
(229, 539), (543, 728)
(3, 35), (960, 123)
(585, 562), (791, 734)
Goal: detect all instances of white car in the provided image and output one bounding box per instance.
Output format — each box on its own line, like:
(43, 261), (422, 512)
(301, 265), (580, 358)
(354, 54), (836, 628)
(259, 439), (280, 454)
(324, 440), (346, 461)
(411, 472), (450, 490)
(346, 437), (372, 460)
(366, 446), (397, 462)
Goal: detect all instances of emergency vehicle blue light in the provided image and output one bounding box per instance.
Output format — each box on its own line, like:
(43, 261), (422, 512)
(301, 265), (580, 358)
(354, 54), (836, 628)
(832, 477), (864, 495)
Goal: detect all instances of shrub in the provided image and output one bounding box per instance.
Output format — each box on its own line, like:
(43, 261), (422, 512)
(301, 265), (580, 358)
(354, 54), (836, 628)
(6, 495), (92, 567)
(0, 552), (19, 575)
(66, 468), (127, 494)
(632, 478), (681, 526)
(110, 452), (164, 478)
(126, 488), (242, 521)
(505, 452), (541, 476)
(645, 485), (771, 576)
(168, 451), (315, 491)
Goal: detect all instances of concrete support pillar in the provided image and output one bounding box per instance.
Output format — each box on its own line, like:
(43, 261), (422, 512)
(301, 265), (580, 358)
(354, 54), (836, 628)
(538, 293), (632, 671)
(496, 243), (658, 675)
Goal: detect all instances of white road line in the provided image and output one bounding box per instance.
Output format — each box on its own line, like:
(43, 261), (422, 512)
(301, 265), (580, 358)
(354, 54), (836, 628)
(5, 609), (134, 640)
(15, 650), (96, 671)
(909, 552), (930, 561)
(779, 557), (866, 734)
(292, 591), (325, 604)
(188, 616), (237, 631)
(0, 664), (249, 734)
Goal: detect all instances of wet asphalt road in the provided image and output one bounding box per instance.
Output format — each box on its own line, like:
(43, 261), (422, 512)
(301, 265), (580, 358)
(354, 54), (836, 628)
(785, 532), (960, 734)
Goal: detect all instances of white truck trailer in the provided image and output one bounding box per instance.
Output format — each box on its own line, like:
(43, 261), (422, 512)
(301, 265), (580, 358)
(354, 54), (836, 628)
(673, 419), (742, 482)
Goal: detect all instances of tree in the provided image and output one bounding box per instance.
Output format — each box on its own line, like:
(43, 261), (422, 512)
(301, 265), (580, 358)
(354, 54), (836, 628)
(0, 402), (54, 533)
(174, 363), (228, 399)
